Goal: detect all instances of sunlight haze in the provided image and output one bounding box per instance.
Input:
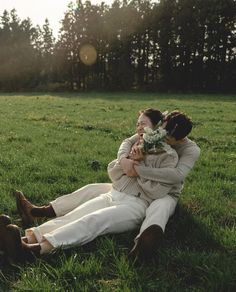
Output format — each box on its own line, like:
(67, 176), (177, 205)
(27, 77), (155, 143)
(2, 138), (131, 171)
(0, 0), (114, 37)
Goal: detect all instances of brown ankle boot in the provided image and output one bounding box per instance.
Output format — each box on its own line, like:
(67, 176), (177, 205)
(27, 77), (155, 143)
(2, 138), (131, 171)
(31, 205), (56, 218)
(22, 241), (41, 257)
(4, 224), (25, 264)
(14, 191), (36, 227)
(0, 214), (11, 252)
(129, 224), (164, 262)
(15, 191), (56, 227)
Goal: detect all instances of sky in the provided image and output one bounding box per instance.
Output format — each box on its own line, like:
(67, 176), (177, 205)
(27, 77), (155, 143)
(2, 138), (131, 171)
(0, 0), (114, 37)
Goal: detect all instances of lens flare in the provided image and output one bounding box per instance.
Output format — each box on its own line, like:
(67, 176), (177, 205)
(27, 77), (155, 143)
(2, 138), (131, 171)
(79, 44), (97, 66)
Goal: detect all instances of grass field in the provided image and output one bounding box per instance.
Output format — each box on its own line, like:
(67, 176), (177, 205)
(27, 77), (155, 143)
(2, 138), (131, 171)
(0, 92), (235, 291)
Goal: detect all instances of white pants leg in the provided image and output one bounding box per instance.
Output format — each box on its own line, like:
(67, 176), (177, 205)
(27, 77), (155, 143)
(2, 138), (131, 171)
(136, 195), (178, 240)
(30, 190), (147, 252)
(50, 183), (112, 216)
(28, 192), (113, 243)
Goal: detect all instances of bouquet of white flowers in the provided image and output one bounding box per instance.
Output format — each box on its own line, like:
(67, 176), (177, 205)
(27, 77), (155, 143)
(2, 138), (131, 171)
(140, 126), (167, 154)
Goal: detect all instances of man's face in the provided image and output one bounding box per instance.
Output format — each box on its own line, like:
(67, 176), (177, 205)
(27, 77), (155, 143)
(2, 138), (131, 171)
(165, 135), (178, 145)
(162, 120), (176, 145)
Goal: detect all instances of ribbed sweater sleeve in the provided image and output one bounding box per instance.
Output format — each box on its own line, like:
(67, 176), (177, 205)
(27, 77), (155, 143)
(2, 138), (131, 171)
(135, 144), (200, 184)
(117, 134), (138, 162)
(107, 159), (124, 182)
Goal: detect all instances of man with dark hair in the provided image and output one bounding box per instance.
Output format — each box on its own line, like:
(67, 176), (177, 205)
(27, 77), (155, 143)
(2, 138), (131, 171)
(164, 110), (193, 141)
(119, 111), (200, 260)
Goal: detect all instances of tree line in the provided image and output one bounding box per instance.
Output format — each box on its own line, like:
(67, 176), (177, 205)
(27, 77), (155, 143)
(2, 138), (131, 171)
(0, 0), (235, 92)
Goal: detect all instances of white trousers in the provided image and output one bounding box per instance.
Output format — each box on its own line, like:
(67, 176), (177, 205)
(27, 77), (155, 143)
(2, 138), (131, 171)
(51, 183), (112, 217)
(135, 194), (178, 240)
(50, 183), (178, 234)
(28, 188), (147, 251)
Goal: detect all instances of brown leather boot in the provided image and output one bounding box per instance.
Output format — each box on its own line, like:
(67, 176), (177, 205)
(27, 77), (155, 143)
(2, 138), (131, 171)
(4, 224), (25, 264)
(31, 205), (56, 219)
(22, 241), (41, 257)
(129, 224), (164, 262)
(0, 214), (11, 252)
(15, 191), (56, 228)
(15, 191), (37, 227)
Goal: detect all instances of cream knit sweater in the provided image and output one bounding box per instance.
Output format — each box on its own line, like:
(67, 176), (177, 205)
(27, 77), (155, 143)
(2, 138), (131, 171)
(107, 143), (179, 204)
(117, 134), (200, 194)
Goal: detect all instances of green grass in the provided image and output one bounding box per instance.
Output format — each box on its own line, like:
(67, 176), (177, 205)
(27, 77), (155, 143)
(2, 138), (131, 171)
(0, 92), (235, 291)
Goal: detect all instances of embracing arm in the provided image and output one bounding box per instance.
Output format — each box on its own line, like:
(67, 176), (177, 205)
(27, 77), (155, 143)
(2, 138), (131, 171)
(135, 145), (200, 184)
(117, 134), (139, 176)
(107, 134), (139, 182)
(117, 134), (138, 161)
(137, 152), (179, 200)
(107, 159), (124, 182)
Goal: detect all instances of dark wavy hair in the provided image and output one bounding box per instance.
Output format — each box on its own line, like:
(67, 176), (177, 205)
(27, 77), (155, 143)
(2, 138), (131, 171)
(139, 108), (164, 127)
(164, 110), (192, 140)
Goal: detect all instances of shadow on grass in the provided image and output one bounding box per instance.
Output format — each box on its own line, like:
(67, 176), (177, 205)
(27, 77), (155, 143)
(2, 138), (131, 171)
(165, 203), (226, 252)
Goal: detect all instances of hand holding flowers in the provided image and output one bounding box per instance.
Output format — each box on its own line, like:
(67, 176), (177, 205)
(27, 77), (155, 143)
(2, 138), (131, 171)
(130, 127), (167, 161)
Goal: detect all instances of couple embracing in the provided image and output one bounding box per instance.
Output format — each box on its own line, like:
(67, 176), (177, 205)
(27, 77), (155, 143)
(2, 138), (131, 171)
(0, 108), (200, 264)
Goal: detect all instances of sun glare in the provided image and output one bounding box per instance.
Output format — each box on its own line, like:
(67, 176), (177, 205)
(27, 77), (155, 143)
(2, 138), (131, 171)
(0, 0), (113, 36)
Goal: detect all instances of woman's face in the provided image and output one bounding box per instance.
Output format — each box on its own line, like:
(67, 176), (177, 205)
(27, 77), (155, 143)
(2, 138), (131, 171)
(136, 113), (154, 137)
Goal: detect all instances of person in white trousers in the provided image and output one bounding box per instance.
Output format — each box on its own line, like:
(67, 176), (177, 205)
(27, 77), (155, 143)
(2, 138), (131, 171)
(119, 111), (200, 259)
(2, 108), (181, 261)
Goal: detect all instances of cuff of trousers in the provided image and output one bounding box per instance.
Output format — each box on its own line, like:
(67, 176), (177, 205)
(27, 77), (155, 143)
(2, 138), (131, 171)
(25, 227), (44, 244)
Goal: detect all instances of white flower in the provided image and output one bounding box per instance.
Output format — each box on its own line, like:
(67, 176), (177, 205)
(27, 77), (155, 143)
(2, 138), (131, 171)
(143, 133), (154, 143)
(143, 127), (153, 134)
(141, 127), (167, 154)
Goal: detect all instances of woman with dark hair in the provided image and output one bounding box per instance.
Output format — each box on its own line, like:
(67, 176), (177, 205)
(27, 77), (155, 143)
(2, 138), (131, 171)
(1, 108), (178, 261)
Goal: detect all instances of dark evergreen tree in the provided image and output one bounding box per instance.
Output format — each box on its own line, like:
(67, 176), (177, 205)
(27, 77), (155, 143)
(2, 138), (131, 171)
(0, 0), (235, 92)
(0, 9), (39, 90)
